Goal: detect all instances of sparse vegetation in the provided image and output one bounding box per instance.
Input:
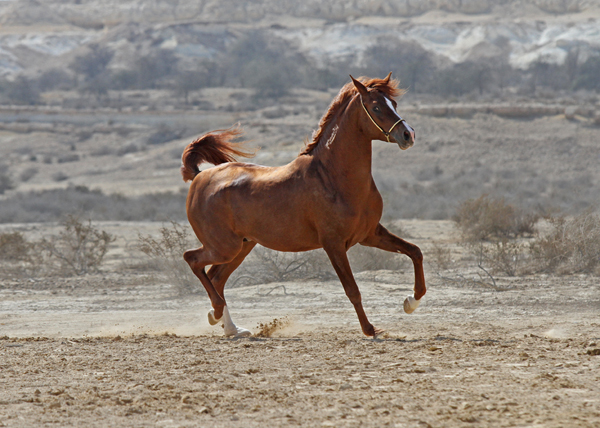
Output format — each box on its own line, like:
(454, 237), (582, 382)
(39, 215), (115, 276)
(0, 186), (187, 224)
(1, 216), (115, 278)
(230, 234), (410, 288)
(452, 194), (600, 279)
(0, 231), (32, 263)
(0, 76), (40, 105)
(454, 194), (538, 242)
(136, 221), (198, 294)
(229, 247), (334, 287)
(530, 211), (600, 275)
(472, 240), (527, 277)
(0, 168), (14, 194)
(430, 242), (453, 271)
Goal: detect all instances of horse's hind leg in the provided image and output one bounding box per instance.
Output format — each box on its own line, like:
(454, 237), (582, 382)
(183, 244), (241, 321)
(183, 248), (224, 315)
(206, 240), (257, 337)
(208, 240), (257, 296)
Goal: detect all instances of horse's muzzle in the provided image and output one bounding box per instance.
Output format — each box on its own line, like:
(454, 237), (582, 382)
(392, 122), (415, 150)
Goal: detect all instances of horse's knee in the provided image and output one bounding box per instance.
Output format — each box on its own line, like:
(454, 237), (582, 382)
(404, 244), (422, 263)
(412, 246), (423, 263)
(183, 250), (198, 266)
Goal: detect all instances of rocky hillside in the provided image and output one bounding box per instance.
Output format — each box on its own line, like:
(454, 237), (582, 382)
(0, 0), (598, 79)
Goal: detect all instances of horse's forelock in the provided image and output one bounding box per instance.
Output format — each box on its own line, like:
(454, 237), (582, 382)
(363, 76), (405, 99)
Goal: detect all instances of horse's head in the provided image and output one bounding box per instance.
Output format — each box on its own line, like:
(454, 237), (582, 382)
(350, 74), (415, 150)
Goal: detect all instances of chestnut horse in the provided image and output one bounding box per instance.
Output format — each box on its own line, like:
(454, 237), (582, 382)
(181, 74), (426, 337)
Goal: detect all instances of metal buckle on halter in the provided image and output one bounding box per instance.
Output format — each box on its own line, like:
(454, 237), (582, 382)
(361, 100), (404, 143)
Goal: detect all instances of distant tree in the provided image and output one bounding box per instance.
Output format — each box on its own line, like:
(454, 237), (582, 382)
(529, 59), (569, 93)
(3, 76), (40, 105)
(362, 38), (437, 93)
(79, 74), (110, 101)
(110, 69), (137, 90)
(573, 54), (600, 91)
(564, 48), (580, 89)
(435, 61), (492, 97)
(133, 49), (179, 89)
(37, 68), (73, 91)
(224, 31), (305, 97)
(172, 61), (217, 103)
(0, 167), (14, 195)
(488, 36), (518, 94)
(69, 44), (114, 82)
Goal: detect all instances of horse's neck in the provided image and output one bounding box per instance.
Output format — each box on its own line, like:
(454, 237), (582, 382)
(311, 101), (374, 195)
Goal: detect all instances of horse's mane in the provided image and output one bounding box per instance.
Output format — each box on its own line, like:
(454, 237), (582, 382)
(300, 76), (405, 155)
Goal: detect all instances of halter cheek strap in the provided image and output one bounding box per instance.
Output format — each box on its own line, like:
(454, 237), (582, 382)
(361, 100), (405, 143)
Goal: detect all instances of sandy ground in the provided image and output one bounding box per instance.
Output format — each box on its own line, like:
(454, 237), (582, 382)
(1, 222), (599, 427)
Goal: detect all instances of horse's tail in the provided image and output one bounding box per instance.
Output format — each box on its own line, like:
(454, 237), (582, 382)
(180, 126), (254, 182)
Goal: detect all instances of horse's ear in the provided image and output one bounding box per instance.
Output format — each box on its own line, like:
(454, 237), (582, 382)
(350, 75), (369, 97)
(384, 72), (392, 83)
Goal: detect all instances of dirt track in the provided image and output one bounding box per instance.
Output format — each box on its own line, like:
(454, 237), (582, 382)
(1, 267), (599, 427)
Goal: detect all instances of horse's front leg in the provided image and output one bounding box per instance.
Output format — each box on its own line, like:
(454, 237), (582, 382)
(324, 245), (383, 337)
(361, 223), (426, 314)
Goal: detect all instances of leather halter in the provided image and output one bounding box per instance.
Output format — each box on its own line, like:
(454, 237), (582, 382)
(360, 98), (405, 143)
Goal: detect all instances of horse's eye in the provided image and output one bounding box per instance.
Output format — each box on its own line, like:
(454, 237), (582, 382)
(373, 106), (381, 113)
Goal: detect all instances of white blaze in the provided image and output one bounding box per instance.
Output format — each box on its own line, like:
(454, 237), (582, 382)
(384, 96), (397, 114)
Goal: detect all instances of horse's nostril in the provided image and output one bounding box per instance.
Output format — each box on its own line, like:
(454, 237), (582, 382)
(403, 131), (410, 141)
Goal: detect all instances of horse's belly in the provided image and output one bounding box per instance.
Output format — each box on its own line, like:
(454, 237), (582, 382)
(234, 207), (321, 252)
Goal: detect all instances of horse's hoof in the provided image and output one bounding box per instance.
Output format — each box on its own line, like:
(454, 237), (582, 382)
(403, 295), (420, 314)
(224, 326), (252, 338)
(208, 309), (221, 325)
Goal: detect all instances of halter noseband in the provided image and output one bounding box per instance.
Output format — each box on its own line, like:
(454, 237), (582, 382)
(360, 98), (405, 143)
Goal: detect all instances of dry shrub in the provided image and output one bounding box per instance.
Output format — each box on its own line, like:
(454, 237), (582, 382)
(462, 210), (600, 278)
(0, 231), (32, 262)
(231, 242), (409, 288)
(255, 317), (290, 338)
(137, 221), (198, 294)
(39, 215), (115, 276)
(530, 211), (600, 274)
(430, 242), (453, 271)
(0, 231), (34, 278)
(473, 240), (527, 277)
(230, 247), (334, 287)
(454, 194), (538, 242)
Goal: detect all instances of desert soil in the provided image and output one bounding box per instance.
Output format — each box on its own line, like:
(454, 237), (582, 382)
(1, 220), (599, 427)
